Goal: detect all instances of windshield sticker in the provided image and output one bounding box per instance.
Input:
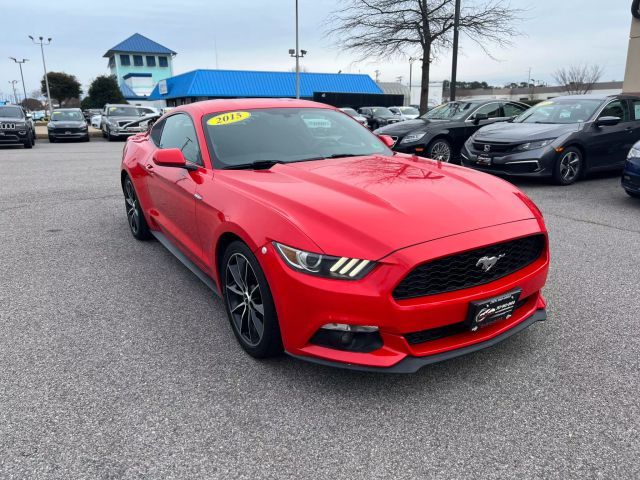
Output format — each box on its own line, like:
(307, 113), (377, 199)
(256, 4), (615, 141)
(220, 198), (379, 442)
(207, 111), (251, 126)
(538, 101), (554, 106)
(109, 107), (117, 113)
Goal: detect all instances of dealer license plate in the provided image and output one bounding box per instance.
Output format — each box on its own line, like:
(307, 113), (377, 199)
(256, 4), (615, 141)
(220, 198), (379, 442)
(476, 155), (491, 166)
(467, 289), (521, 331)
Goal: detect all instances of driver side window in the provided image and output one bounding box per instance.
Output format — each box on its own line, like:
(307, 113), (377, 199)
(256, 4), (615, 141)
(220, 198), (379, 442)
(159, 113), (202, 165)
(472, 103), (502, 119)
(599, 100), (630, 122)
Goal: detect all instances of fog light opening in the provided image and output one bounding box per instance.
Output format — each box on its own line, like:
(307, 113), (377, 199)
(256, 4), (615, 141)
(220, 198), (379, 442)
(310, 323), (383, 353)
(320, 323), (378, 333)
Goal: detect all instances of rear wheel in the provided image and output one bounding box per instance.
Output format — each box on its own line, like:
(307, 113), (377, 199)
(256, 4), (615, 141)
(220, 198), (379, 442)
(222, 241), (283, 359)
(553, 147), (583, 185)
(123, 176), (151, 240)
(427, 138), (452, 162)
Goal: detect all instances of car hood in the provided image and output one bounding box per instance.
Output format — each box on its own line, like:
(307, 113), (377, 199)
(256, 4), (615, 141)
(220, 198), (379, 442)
(375, 118), (448, 135)
(220, 155), (536, 259)
(474, 122), (581, 142)
(109, 116), (141, 123)
(49, 121), (85, 127)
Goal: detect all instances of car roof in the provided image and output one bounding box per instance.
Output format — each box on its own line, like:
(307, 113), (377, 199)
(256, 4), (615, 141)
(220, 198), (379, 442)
(178, 98), (338, 117)
(52, 108), (81, 111)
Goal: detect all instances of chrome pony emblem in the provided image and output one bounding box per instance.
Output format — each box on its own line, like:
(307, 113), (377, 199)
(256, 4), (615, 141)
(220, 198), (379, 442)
(476, 254), (506, 272)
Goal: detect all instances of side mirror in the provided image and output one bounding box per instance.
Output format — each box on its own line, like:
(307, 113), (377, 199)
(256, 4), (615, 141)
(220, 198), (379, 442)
(152, 148), (198, 170)
(378, 134), (396, 148)
(473, 113), (489, 125)
(26, 113), (32, 119)
(595, 116), (621, 127)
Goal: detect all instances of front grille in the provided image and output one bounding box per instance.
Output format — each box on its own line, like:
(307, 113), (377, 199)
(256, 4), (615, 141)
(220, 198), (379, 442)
(393, 235), (546, 300)
(404, 298), (529, 345)
(0, 123), (16, 130)
(472, 142), (513, 154)
(52, 127), (83, 133)
(117, 120), (131, 127)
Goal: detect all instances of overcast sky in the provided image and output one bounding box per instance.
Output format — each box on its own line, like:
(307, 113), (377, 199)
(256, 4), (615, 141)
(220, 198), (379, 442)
(0, 0), (633, 100)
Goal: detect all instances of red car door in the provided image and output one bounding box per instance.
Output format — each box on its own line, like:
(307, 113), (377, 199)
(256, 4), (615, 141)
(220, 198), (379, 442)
(144, 113), (205, 261)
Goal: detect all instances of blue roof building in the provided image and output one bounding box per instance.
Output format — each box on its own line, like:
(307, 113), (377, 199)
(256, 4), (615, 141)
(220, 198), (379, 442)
(103, 33), (176, 102)
(148, 69), (383, 106)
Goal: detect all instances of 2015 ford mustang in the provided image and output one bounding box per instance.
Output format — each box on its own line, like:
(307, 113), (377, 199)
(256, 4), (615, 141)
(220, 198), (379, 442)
(120, 98), (550, 373)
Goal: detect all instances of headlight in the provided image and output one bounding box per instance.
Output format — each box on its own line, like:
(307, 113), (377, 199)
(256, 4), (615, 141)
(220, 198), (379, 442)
(274, 242), (376, 280)
(400, 132), (427, 144)
(628, 146), (640, 159)
(47, 124), (54, 130)
(514, 138), (556, 152)
(80, 124), (88, 130)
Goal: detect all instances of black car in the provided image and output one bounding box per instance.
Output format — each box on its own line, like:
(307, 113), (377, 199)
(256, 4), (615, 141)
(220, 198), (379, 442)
(358, 106), (402, 130)
(374, 100), (529, 162)
(0, 104), (35, 149)
(461, 94), (640, 185)
(622, 140), (640, 198)
(48, 108), (89, 142)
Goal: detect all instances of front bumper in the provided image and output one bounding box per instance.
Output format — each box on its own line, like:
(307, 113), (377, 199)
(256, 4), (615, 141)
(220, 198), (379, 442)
(49, 129), (89, 140)
(622, 159), (640, 194)
(0, 129), (29, 144)
(260, 219), (549, 372)
(461, 143), (558, 177)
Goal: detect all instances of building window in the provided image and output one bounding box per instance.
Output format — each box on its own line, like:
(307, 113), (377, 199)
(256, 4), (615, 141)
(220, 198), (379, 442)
(146, 56), (156, 67)
(133, 55), (143, 67)
(120, 54), (130, 66)
(158, 56), (168, 67)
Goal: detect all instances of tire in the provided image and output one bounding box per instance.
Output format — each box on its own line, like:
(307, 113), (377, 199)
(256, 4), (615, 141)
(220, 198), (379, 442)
(83, 136), (90, 142)
(106, 128), (114, 141)
(48, 135), (55, 143)
(221, 241), (283, 359)
(31, 133), (36, 145)
(23, 138), (32, 149)
(427, 138), (452, 162)
(626, 189), (640, 199)
(123, 176), (152, 240)
(553, 147), (583, 185)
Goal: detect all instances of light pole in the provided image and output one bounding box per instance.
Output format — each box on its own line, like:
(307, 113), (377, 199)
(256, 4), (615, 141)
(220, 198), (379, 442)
(450, 0), (461, 101)
(29, 36), (53, 114)
(289, 0), (307, 99)
(9, 80), (19, 104)
(9, 57), (29, 107)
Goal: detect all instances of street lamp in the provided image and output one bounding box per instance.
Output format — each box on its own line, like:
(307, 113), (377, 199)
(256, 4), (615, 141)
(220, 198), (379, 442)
(450, 0), (461, 101)
(29, 35), (53, 114)
(9, 57), (29, 106)
(9, 80), (19, 104)
(289, 0), (307, 99)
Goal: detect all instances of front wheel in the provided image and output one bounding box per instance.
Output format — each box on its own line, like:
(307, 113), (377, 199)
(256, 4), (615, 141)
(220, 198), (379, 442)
(426, 138), (452, 162)
(222, 241), (283, 359)
(23, 138), (32, 149)
(626, 189), (640, 199)
(123, 176), (151, 240)
(553, 147), (583, 185)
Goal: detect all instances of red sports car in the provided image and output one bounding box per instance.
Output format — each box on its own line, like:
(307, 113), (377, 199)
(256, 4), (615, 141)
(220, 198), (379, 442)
(120, 99), (549, 373)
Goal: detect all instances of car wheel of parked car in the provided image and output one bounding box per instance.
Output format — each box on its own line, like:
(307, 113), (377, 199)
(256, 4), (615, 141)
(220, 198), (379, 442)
(23, 138), (32, 149)
(123, 176), (151, 240)
(48, 136), (55, 143)
(31, 133), (36, 145)
(222, 241), (283, 359)
(106, 128), (114, 141)
(626, 189), (640, 199)
(427, 138), (452, 162)
(554, 147), (583, 185)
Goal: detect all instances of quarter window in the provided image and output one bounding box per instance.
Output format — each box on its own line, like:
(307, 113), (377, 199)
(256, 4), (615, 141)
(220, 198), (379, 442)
(120, 54), (130, 66)
(146, 56), (156, 67)
(133, 55), (143, 67)
(632, 100), (640, 120)
(159, 114), (202, 165)
(600, 100), (630, 122)
(503, 102), (528, 117)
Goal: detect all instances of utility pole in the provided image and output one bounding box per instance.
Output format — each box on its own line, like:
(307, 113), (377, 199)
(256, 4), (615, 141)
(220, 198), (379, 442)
(29, 36), (53, 114)
(374, 69), (381, 82)
(9, 57), (29, 106)
(450, 0), (461, 101)
(289, 0), (307, 99)
(9, 80), (19, 104)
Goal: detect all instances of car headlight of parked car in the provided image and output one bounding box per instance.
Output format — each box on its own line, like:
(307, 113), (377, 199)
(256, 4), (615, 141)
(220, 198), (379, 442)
(47, 123), (54, 130)
(400, 132), (427, 144)
(274, 242), (376, 279)
(628, 146), (640, 159)
(513, 138), (556, 152)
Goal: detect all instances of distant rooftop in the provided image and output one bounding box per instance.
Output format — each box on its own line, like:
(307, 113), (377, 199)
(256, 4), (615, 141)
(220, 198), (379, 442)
(148, 69), (383, 100)
(103, 33), (176, 57)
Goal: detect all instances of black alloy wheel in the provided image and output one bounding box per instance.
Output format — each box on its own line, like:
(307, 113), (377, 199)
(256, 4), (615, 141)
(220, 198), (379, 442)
(123, 177), (151, 240)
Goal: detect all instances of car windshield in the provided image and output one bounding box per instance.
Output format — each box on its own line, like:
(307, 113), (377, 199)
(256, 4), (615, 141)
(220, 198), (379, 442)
(371, 107), (393, 117)
(0, 107), (23, 119)
(399, 107), (419, 115)
(423, 102), (475, 120)
(204, 107), (390, 168)
(51, 110), (83, 121)
(108, 106), (143, 117)
(341, 108), (358, 116)
(513, 99), (602, 124)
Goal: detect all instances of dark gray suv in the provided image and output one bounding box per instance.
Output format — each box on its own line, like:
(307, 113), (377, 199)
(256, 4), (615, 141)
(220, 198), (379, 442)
(0, 105), (35, 149)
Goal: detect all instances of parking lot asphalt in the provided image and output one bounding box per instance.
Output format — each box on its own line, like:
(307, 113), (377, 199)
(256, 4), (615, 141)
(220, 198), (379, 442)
(0, 139), (638, 479)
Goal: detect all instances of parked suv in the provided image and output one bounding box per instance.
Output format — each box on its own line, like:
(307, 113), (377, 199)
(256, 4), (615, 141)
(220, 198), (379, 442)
(358, 107), (401, 130)
(0, 105), (35, 149)
(375, 100), (529, 163)
(101, 104), (148, 141)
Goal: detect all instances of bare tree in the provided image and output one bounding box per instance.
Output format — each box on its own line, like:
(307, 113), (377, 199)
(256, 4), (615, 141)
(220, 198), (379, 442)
(553, 64), (604, 95)
(325, 0), (523, 112)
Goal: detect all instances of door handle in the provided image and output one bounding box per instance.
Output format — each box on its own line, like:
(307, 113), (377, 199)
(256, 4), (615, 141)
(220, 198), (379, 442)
(145, 163), (154, 170)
